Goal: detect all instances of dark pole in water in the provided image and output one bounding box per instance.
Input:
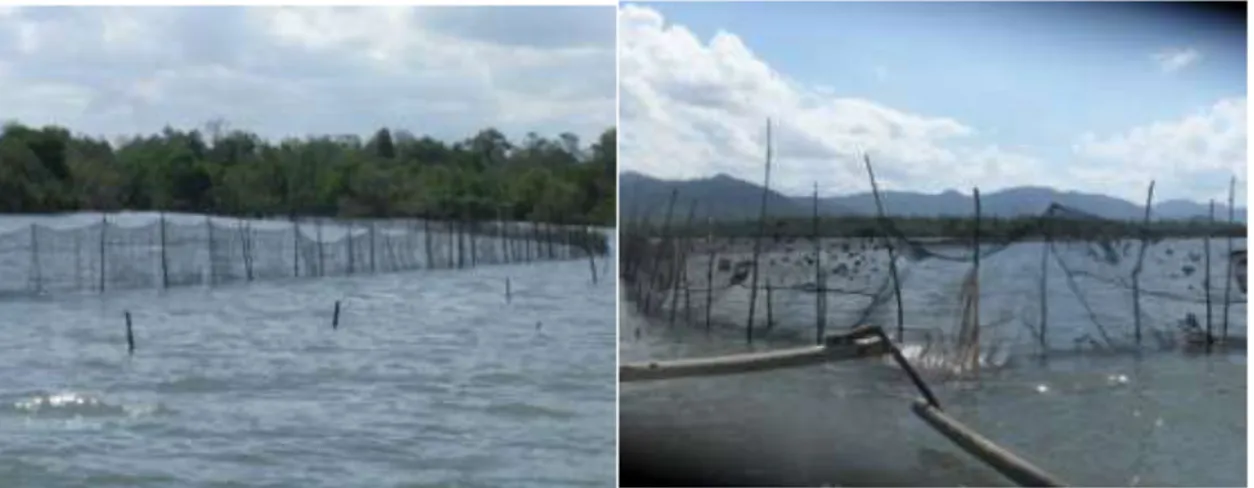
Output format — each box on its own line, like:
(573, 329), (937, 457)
(333, 300), (341, 330)
(506, 278), (512, 304)
(125, 311), (135, 355)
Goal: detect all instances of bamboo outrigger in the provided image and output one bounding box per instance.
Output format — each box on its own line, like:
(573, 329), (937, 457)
(620, 324), (1067, 488)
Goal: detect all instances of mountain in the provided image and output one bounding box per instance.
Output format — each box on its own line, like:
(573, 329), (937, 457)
(620, 171), (813, 222)
(620, 172), (1247, 222)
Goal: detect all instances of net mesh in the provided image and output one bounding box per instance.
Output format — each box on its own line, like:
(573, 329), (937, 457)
(0, 213), (607, 297)
(623, 199), (1246, 374)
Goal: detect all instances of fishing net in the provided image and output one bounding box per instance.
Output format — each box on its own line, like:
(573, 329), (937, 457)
(0, 214), (606, 298)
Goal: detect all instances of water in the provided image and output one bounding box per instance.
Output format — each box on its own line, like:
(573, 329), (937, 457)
(620, 238), (1246, 486)
(0, 254), (616, 486)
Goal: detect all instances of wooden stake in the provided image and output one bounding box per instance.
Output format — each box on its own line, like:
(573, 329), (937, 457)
(125, 310), (135, 355)
(159, 214), (168, 289)
(813, 182), (824, 344)
(1205, 200), (1214, 352)
(333, 300), (341, 330)
(1132, 181), (1154, 346)
(747, 118), (772, 343)
(1223, 176), (1235, 340)
(863, 154), (904, 341)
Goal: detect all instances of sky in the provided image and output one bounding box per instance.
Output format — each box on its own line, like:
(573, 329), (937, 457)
(0, 6), (616, 146)
(619, 2), (1248, 205)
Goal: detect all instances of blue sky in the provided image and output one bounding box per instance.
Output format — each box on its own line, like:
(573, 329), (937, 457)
(619, 2), (1247, 205)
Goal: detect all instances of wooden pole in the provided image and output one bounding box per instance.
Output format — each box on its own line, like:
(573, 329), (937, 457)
(316, 218), (325, 277)
(506, 278), (512, 304)
(765, 279), (774, 330)
(159, 214), (169, 289)
(1038, 231), (1049, 353)
(747, 118), (772, 343)
(239, 220), (253, 282)
(99, 214), (107, 293)
(29, 223), (40, 294)
(125, 310), (135, 355)
(1223, 176), (1235, 340)
(705, 216), (716, 332)
(669, 201), (697, 325)
(863, 154), (905, 341)
(813, 182), (824, 344)
(292, 218), (300, 278)
(346, 220), (356, 275)
(332, 300), (341, 330)
(1205, 200), (1214, 351)
(973, 187), (982, 357)
(1132, 181), (1154, 346)
(646, 189), (679, 315)
(206, 216), (215, 286)
(369, 220), (377, 274)
(423, 218), (433, 269)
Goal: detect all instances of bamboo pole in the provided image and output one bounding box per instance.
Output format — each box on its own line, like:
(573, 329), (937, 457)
(620, 327), (887, 382)
(747, 118), (772, 343)
(863, 154), (904, 341)
(1132, 181), (1154, 346)
(912, 401), (1066, 487)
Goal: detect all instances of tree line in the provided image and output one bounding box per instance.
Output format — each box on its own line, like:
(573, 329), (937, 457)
(0, 121), (616, 226)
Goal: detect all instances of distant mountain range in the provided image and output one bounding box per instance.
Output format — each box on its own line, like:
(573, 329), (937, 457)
(620, 171), (1248, 223)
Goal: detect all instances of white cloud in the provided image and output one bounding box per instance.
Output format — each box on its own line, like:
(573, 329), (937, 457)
(1153, 47), (1201, 73)
(1073, 97), (1246, 205)
(0, 6), (615, 144)
(618, 5), (1056, 197)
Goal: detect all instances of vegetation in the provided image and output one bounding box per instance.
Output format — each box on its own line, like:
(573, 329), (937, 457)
(638, 214), (1247, 241)
(0, 121), (616, 225)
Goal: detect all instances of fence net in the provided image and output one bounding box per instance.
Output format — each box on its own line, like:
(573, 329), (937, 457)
(622, 197), (1246, 375)
(1, 213), (608, 297)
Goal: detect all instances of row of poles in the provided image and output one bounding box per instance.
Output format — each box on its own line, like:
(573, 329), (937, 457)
(623, 118), (1242, 354)
(24, 213), (604, 295)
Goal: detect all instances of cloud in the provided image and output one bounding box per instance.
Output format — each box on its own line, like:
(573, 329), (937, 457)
(618, 5), (1056, 197)
(1153, 47), (1201, 73)
(0, 6), (615, 144)
(1073, 97), (1246, 205)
